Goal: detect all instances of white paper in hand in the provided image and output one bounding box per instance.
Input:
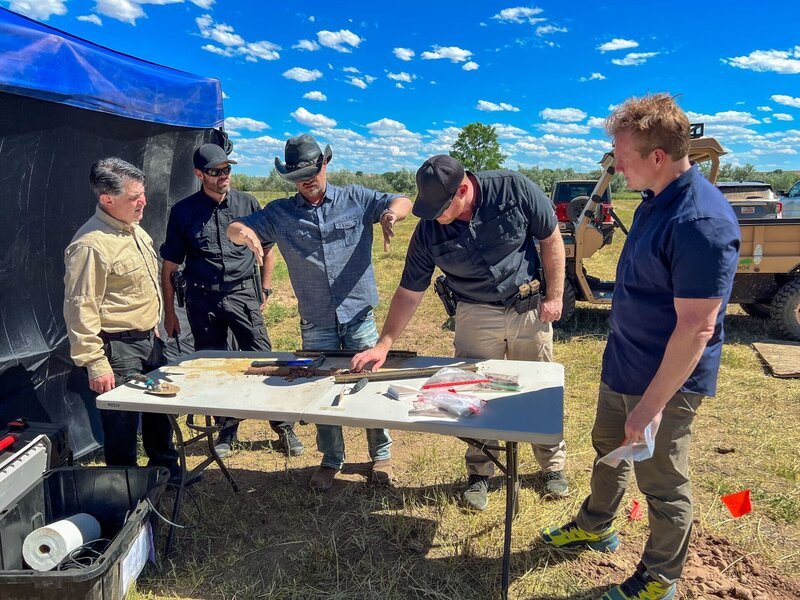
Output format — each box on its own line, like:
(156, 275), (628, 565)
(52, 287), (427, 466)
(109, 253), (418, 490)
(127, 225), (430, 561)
(597, 422), (658, 468)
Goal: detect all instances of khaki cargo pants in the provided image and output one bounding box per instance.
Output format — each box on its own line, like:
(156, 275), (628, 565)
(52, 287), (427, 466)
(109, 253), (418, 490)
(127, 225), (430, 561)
(575, 382), (703, 583)
(453, 301), (567, 477)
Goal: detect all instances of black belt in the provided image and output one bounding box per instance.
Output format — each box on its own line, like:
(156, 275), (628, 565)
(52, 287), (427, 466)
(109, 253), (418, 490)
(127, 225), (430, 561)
(100, 329), (152, 341)
(187, 278), (251, 293)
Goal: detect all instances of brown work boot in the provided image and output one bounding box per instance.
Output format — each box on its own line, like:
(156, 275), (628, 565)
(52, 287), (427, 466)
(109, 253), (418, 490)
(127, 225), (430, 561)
(370, 459), (394, 485)
(309, 466), (338, 491)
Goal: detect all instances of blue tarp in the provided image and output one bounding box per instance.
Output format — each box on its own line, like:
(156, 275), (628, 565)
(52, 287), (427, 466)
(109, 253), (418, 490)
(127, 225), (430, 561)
(0, 7), (223, 128)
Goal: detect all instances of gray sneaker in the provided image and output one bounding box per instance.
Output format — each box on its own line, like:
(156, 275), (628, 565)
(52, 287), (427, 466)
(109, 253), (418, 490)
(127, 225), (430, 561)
(543, 470), (570, 499)
(278, 424), (304, 457)
(463, 474), (490, 511)
(214, 431), (236, 459)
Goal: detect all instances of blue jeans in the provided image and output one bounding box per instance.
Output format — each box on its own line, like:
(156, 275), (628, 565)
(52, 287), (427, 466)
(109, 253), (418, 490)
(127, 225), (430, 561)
(300, 311), (392, 469)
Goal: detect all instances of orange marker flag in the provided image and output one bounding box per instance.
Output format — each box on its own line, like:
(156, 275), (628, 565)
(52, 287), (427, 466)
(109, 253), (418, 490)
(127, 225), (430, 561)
(627, 498), (644, 521)
(721, 489), (752, 518)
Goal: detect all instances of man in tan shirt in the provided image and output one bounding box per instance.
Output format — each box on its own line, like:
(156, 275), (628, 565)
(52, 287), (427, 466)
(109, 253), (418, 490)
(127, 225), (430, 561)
(64, 157), (178, 475)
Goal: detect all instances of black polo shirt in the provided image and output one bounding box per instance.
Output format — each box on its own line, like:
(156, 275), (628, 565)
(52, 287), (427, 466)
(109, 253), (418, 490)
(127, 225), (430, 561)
(160, 188), (269, 285)
(399, 170), (557, 303)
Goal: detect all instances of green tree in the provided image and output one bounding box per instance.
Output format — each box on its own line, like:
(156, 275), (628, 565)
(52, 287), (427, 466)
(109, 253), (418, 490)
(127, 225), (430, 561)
(450, 122), (506, 171)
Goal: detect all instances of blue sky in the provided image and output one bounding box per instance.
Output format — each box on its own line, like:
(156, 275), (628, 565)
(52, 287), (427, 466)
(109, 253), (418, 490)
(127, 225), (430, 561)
(7, 0), (800, 175)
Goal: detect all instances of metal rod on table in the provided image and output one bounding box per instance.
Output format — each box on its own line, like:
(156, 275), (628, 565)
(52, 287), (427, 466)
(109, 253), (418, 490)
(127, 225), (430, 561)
(334, 364), (478, 384)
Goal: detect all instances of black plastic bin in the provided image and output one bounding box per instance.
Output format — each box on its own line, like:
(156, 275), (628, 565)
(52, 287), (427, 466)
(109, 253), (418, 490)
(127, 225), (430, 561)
(0, 466), (169, 600)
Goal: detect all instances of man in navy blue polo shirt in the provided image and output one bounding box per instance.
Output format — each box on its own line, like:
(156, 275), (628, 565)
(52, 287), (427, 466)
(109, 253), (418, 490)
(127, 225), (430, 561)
(160, 144), (303, 459)
(227, 134), (412, 492)
(542, 94), (740, 600)
(351, 154), (570, 511)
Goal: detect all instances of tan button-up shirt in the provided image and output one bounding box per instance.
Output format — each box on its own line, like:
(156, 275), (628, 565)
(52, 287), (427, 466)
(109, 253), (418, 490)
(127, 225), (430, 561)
(63, 207), (162, 379)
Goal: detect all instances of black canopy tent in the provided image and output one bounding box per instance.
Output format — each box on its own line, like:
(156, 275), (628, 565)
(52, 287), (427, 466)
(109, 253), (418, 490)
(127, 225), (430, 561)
(0, 8), (224, 456)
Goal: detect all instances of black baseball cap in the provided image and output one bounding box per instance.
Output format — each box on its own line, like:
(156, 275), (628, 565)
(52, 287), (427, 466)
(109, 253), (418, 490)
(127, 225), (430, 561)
(193, 143), (237, 170)
(413, 155), (465, 220)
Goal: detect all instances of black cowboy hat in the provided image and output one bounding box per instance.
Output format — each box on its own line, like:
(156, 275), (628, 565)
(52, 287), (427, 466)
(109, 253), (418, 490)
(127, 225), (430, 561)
(274, 134), (333, 182)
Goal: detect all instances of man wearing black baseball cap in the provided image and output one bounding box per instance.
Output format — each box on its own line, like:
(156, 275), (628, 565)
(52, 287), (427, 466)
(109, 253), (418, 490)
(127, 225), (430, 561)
(160, 143), (304, 459)
(353, 154), (570, 510)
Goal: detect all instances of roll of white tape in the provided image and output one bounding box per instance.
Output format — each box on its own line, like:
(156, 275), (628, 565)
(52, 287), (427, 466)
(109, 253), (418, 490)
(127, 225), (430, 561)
(22, 513), (102, 571)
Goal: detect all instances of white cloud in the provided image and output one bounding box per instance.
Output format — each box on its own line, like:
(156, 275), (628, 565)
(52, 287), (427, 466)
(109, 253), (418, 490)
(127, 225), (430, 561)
(491, 124), (528, 138)
(317, 29), (363, 53)
(196, 14), (280, 61)
(597, 38), (639, 53)
(774, 113), (794, 121)
(724, 47), (800, 74)
(393, 48), (415, 61)
(587, 116), (606, 129)
(540, 107), (587, 122)
(395, 83), (404, 89)
(536, 24), (567, 36)
(477, 100), (520, 112)
(686, 110), (760, 126)
(771, 94), (800, 108)
(291, 107), (337, 128)
(491, 7), (545, 24)
(611, 52), (659, 66)
(222, 91), (230, 99)
(367, 118), (413, 137)
(421, 46), (473, 63)
(579, 72), (606, 82)
(347, 75), (376, 89)
(342, 66), (360, 73)
(78, 14), (103, 25)
(762, 117), (772, 124)
(539, 123), (590, 134)
(96, 0), (144, 25)
(303, 91), (327, 101)
(283, 67), (323, 82)
(190, 0), (214, 7)
(9, 0), (67, 20)
(293, 39), (320, 51)
(387, 72), (415, 83)
(225, 117), (269, 132)
(463, 61), (479, 71)
(757, 106), (773, 112)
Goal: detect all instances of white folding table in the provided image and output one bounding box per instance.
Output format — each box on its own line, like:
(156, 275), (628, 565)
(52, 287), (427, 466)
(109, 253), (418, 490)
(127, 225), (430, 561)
(98, 351), (564, 599)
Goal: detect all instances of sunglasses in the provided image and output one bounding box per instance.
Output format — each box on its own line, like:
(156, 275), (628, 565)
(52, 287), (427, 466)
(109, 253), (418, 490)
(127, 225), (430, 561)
(202, 165), (232, 177)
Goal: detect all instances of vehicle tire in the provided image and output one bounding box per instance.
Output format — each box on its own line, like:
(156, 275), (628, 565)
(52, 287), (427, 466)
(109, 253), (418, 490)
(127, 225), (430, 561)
(770, 278), (800, 341)
(554, 279), (576, 328)
(567, 196), (590, 223)
(739, 303), (771, 319)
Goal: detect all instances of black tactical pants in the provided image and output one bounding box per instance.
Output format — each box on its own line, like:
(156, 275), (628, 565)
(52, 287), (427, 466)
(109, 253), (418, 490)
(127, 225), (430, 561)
(185, 283), (290, 437)
(100, 332), (179, 475)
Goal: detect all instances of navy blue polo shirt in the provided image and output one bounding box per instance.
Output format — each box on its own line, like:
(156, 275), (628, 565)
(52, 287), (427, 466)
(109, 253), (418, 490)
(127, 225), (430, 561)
(602, 166), (740, 397)
(399, 170), (556, 303)
(160, 188), (269, 285)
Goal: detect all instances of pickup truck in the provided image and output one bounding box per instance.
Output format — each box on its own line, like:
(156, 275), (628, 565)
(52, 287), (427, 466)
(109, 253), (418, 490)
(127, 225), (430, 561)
(550, 179), (616, 247)
(781, 180), (800, 219)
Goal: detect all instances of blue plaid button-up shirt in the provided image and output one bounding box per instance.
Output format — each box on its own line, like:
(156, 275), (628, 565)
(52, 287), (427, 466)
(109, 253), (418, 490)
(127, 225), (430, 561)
(236, 183), (399, 325)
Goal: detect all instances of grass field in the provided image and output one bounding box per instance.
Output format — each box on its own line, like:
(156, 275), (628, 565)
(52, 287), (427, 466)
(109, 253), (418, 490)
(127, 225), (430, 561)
(132, 195), (800, 600)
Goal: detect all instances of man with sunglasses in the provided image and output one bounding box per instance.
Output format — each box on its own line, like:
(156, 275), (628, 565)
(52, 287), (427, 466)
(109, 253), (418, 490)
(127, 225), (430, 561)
(227, 134), (412, 492)
(352, 154), (570, 510)
(160, 143), (303, 458)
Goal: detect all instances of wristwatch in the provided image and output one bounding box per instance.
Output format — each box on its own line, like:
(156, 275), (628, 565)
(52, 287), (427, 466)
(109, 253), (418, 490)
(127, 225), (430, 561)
(380, 208), (395, 221)
(261, 288), (272, 298)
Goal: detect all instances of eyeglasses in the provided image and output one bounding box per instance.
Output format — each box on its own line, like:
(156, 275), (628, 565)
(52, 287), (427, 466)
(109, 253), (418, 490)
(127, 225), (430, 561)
(202, 166), (232, 177)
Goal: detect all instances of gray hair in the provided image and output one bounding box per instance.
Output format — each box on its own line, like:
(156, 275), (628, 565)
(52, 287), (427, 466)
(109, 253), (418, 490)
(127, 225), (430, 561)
(89, 157), (145, 198)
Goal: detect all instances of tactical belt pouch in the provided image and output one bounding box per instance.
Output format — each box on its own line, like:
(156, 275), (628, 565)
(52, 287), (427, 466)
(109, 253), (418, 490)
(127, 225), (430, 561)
(512, 280), (541, 315)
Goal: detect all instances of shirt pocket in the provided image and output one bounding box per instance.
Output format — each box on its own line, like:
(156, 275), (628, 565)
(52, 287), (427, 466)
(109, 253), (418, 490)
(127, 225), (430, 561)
(109, 256), (144, 297)
(332, 218), (359, 246)
(429, 240), (474, 277)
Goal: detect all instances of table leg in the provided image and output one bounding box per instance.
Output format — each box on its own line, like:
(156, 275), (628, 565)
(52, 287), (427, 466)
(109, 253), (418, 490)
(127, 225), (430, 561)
(203, 415), (240, 492)
(501, 441), (519, 600)
(165, 414), (185, 557)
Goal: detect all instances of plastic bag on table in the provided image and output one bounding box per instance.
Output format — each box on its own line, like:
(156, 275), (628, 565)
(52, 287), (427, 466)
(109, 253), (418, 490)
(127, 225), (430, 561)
(420, 367), (490, 392)
(410, 391), (486, 418)
(483, 372), (521, 391)
(597, 422), (658, 468)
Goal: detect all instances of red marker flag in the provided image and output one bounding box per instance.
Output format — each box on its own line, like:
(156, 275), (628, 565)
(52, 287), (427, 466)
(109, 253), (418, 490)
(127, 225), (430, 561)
(627, 499), (644, 521)
(721, 489), (752, 518)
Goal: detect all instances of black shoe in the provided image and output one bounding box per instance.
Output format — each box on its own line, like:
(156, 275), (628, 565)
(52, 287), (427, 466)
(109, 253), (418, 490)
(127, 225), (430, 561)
(215, 431), (237, 459)
(278, 424), (304, 457)
(463, 474), (489, 511)
(542, 470), (570, 499)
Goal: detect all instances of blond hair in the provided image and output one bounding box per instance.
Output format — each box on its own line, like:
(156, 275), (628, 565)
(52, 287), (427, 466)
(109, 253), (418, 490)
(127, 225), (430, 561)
(606, 93), (690, 160)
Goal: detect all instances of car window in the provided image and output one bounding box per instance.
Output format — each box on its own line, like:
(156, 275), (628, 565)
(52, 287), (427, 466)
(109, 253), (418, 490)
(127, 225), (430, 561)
(787, 181), (800, 198)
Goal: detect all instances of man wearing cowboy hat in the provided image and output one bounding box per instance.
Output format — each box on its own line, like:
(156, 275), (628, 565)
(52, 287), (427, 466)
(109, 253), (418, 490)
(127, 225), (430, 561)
(227, 134), (412, 491)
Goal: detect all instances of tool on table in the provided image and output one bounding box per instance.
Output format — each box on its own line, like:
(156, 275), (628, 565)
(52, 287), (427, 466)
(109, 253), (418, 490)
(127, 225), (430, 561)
(330, 376), (369, 407)
(250, 355), (326, 368)
(334, 364), (479, 384)
(127, 373), (180, 396)
(294, 349), (417, 359)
